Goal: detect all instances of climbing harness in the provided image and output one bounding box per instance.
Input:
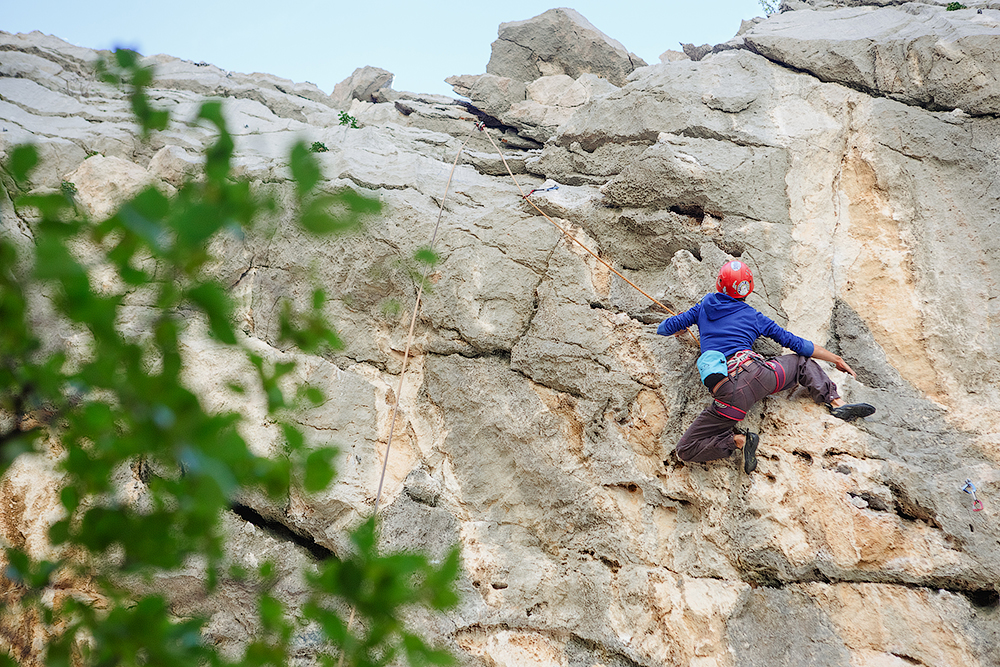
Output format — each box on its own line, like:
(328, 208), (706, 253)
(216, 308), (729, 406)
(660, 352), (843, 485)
(962, 479), (984, 512)
(475, 123), (698, 344)
(726, 349), (766, 376)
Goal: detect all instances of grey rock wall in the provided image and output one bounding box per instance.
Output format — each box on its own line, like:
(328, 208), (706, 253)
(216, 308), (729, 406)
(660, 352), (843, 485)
(743, 3), (1000, 114)
(2, 2), (1000, 665)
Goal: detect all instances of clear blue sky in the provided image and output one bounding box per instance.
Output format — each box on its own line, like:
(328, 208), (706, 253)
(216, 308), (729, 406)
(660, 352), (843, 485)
(5, 1), (767, 98)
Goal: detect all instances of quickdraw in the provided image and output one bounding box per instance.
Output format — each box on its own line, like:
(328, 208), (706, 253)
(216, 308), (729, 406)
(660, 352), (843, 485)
(526, 184), (559, 198)
(475, 120), (698, 342)
(961, 479), (984, 512)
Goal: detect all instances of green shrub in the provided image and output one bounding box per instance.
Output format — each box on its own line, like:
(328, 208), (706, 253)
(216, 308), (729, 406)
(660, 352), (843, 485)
(310, 140), (329, 152)
(946, 2), (967, 9)
(0, 48), (457, 667)
(339, 110), (360, 128)
(59, 179), (77, 199)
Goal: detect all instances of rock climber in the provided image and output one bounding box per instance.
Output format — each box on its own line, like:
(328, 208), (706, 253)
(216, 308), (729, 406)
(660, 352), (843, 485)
(656, 260), (875, 474)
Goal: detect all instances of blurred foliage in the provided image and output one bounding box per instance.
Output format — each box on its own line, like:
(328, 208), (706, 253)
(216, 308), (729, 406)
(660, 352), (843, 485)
(0, 49), (458, 667)
(58, 180), (77, 200)
(758, 0), (778, 16)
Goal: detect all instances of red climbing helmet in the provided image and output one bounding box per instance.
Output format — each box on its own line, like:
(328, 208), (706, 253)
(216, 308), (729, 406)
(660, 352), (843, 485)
(716, 260), (754, 299)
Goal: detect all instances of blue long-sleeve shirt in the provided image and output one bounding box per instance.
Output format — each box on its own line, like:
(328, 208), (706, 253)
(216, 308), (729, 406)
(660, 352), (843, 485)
(657, 293), (814, 358)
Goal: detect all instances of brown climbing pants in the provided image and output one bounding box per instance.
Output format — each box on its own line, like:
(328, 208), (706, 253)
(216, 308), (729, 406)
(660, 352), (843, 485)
(674, 354), (840, 463)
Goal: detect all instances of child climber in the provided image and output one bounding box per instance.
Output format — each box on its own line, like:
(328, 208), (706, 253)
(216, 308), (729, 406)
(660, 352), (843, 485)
(657, 260), (875, 474)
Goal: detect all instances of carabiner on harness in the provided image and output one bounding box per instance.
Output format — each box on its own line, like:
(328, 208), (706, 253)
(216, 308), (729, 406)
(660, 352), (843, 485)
(961, 479), (984, 512)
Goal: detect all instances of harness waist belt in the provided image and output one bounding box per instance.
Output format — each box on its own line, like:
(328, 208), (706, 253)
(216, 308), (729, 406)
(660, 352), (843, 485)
(727, 349), (766, 376)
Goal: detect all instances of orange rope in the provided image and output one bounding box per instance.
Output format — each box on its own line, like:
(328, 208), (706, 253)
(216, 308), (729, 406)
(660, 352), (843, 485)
(344, 119), (701, 667)
(476, 126), (698, 343)
(341, 132), (474, 667)
(372, 134), (472, 515)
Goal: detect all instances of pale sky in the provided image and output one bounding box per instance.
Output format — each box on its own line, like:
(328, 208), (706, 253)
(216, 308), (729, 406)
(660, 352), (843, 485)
(5, 1), (768, 98)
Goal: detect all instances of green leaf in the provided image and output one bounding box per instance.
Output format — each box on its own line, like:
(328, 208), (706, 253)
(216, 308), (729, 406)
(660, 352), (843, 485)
(403, 633), (456, 667)
(351, 517), (378, 555)
(59, 485), (80, 513)
(196, 102), (234, 183)
(49, 520), (71, 545)
(9, 144), (39, 184)
(3, 549), (30, 584)
(425, 547), (462, 610)
(0, 431), (39, 469)
(186, 282), (236, 344)
(289, 141), (321, 197)
(282, 422), (305, 452)
(299, 195), (356, 235)
(117, 187), (170, 252)
(114, 47), (139, 69)
(258, 593), (284, 632)
(340, 188), (382, 216)
(303, 447), (337, 493)
(303, 386), (324, 406)
(414, 246), (440, 267)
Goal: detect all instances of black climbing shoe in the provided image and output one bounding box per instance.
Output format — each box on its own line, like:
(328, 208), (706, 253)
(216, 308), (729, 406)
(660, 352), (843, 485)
(827, 402), (876, 422)
(740, 430), (759, 474)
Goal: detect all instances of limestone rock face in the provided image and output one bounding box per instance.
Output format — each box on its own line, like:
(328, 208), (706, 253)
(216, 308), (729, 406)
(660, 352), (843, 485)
(64, 155), (158, 219)
(3, 4), (1000, 666)
(148, 145), (201, 187)
(743, 3), (1000, 114)
(486, 8), (647, 86)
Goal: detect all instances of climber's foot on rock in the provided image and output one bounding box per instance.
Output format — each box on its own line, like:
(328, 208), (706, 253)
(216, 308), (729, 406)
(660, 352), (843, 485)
(827, 402), (876, 422)
(738, 430), (759, 474)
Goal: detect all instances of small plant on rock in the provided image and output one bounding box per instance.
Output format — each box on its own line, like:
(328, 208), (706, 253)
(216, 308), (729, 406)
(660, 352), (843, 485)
(310, 141), (329, 153)
(339, 110), (360, 129)
(946, 2), (966, 9)
(59, 179), (77, 199)
(758, 0), (779, 16)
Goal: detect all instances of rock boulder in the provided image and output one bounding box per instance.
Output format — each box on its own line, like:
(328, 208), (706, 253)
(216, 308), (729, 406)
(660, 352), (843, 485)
(486, 8), (646, 86)
(331, 65), (394, 106)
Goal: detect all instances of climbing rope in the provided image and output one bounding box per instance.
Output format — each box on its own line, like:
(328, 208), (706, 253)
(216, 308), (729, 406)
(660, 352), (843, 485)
(344, 112), (707, 667)
(339, 130), (476, 667)
(371, 131), (474, 515)
(475, 126), (698, 343)
(371, 122), (701, 517)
